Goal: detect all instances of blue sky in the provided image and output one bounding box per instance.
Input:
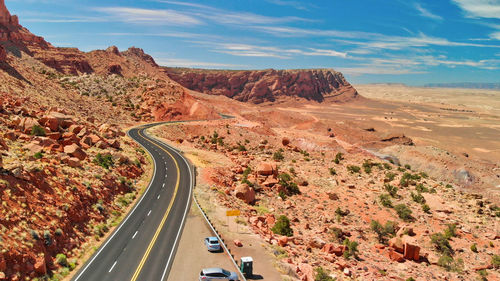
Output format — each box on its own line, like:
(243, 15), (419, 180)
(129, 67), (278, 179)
(6, 0), (500, 85)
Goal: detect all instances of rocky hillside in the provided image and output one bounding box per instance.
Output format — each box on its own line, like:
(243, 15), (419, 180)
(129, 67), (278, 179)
(165, 68), (358, 104)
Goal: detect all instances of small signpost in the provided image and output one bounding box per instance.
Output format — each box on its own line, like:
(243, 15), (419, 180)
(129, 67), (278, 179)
(226, 209), (241, 233)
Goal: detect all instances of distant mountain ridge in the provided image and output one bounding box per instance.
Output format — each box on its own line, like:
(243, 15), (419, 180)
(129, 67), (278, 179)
(425, 82), (500, 89)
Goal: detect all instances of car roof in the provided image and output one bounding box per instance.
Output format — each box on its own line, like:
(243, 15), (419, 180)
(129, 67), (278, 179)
(202, 268), (224, 274)
(207, 237), (219, 241)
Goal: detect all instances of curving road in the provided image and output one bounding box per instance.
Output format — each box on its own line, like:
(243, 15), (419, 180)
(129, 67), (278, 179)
(72, 123), (193, 281)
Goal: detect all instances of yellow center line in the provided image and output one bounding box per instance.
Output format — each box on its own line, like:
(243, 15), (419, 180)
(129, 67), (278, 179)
(130, 129), (181, 281)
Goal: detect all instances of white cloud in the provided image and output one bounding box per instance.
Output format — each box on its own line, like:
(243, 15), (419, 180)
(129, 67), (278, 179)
(94, 7), (202, 26)
(452, 0), (500, 19)
(415, 3), (443, 21)
(155, 58), (243, 68)
(265, 0), (314, 11)
(208, 43), (347, 59)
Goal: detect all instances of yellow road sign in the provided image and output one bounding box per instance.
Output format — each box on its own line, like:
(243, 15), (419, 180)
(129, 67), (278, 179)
(226, 210), (241, 216)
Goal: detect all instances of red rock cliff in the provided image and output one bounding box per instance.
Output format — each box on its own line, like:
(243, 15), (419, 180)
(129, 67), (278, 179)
(165, 68), (358, 103)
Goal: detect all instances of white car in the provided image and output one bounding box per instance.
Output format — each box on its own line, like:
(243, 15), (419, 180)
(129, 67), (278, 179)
(199, 268), (238, 281)
(204, 237), (221, 252)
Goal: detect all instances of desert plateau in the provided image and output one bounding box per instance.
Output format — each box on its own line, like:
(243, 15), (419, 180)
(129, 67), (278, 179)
(0, 0), (499, 281)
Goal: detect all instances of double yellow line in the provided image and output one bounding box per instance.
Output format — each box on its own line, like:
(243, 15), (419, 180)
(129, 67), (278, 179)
(130, 129), (181, 281)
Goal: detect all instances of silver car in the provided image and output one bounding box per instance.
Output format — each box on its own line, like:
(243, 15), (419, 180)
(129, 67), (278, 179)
(204, 237), (221, 252)
(199, 268), (238, 281)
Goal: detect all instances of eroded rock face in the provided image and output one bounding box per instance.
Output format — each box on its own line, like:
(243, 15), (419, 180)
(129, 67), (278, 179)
(165, 68), (358, 104)
(0, 45), (6, 61)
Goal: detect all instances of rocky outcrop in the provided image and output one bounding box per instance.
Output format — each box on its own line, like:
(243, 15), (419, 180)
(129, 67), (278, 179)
(165, 68), (358, 104)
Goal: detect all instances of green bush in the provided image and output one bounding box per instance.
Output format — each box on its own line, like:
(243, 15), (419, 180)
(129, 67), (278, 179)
(383, 163), (392, 170)
(335, 207), (349, 217)
(431, 233), (453, 256)
(438, 255), (464, 272)
(56, 253), (68, 267)
(34, 152), (43, 159)
(394, 204), (413, 221)
(370, 220), (397, 243)
(342, 238), (359, 259)
(31, 125), (46, 136)
(271, 215), (293, 237)
(328, 168), (336, 176)
(329, 227), (345, 242)
(444, 223), (458, 239)
(93, 153), (114, 169)
(273, 149), (284, 161)
(379, 194), (393, 208)
(385, 172), (396, 181)
(333, 152), (343, 164)
(347, 165), (361, 174)
(422, 204), (431, 213)
(384, 184), (398, 198)
(314, 267), (335, 281)
(411, 192), (426, 204)
(470, 243), (478, 253)
(416, 183), (429, 193)
(278, 173), (300, 195)
(492, 255), (500, 269)
(404, 164), (411, 170)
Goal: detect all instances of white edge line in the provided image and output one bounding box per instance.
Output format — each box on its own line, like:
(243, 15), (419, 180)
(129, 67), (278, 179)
(73, 129), (158, 281)
(147, 210), (152, 216)
(132, 231), (138, 239)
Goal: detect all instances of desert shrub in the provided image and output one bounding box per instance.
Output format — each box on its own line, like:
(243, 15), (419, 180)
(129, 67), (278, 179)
(406, 278), (416, 281)
(314, 267), (335, 281)
(342, 238), (359, 259)
(30, 230), (40, 240)
(394, 204), (413, 221)
(55, 228), (63, 236)
(335, 207), (349, 217)
(444, 223), (458, 239)
(362, 160), (373, 173)
(333, 152), (343, 164)
(56, 253), (68, 267)
(404, 164), (411, 170)
(347, 165), (361, 174)
(431, 233), (453, 256)
(278, 173), (300, 195)
(34, 152), (43, 159)
(416, 183), (429, 193)
(419, 172), (428, 178)
(422, 204), (431, 213)
(445, 184), (453, 189)
(438, 255), (464, 272)
(273, 149), (284, 161)
(236, 143), (246, 151)
(411, 192), (426, 204)
(43, 230), (52, 246)
(31, 125), (46, 136)
(492, 255), (500, 269)
(328, 168), (336, 176)
(329, 227), (345, 242)
(379, 194), (393, 208)
(384, 184), (398, 198)
(385, 172), (396, 181)
(93, 153), (114, 169)
(271, 215), (293, 237)
(470, 243), (478, 253)
(370, 220), (397, 243)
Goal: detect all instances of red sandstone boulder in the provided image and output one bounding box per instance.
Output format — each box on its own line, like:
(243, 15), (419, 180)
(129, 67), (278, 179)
(23, 142), (43, 154)
(234, 240), (243, 247)
(256, 162), (278, 176)
(18, 117), (40, 133)
(388, 249), (405, 262)
(63, 143), (86, 160)
(282, 137), (290, 146)
(39, 116), (59, 132)
(389, 237), (404, 253)
(402, 237), (420, 261)
(33, 256), (46, 275)
(235, 184), (255, 205)
(278, 236), (288, 247)
(0, 45), (6, 61)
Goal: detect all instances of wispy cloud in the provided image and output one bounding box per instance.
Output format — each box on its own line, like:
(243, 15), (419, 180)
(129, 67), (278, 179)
(94, 7), (202, 26)
(155, 58), (243, 68)
(415, 3), (443, 21)
(265, 0), (315, 11)
(206, 43), (347, 59)
(452, 0), (500, 19)
(158, 0), (313, 25)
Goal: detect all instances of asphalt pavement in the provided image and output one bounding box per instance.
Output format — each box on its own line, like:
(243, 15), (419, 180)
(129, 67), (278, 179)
(72, 124), (193, 281)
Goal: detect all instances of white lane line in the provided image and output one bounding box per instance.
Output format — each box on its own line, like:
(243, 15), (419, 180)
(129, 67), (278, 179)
(147, 210), (152, 216)
(132, 231), (138, 239)
(109, 261), (117, 273)
(162, 183), (165, 188)
(157, 195), (161, 200)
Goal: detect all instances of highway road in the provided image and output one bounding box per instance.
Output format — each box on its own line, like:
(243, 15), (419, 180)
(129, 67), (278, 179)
(72, 123), (193, 281)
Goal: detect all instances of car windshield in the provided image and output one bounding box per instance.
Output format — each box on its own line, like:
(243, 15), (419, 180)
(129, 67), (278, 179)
(222, 269), (230, 276)
(209, 240), (218, 244)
